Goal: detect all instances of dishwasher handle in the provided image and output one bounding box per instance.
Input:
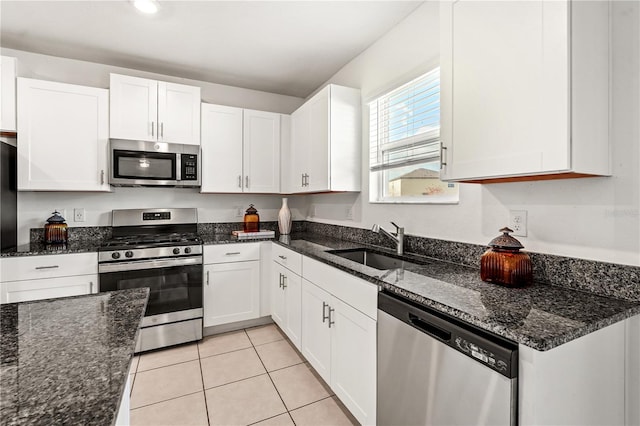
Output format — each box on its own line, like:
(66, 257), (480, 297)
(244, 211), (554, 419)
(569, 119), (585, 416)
(408, 313), (451, 342)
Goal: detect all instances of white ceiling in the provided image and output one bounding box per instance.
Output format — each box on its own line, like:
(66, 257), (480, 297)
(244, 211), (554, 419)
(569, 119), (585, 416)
(0, 1), (423, 98)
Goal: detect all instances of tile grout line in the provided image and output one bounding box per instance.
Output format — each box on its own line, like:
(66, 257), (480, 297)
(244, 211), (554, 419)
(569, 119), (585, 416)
(249, 328), (296, 424)
(130, 390), (205, 411)
(196, 343), (212, 426)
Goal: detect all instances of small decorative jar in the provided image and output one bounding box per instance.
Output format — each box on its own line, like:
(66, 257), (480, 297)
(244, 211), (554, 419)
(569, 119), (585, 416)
(243, 204), (260, 233)
(480, 227), (533, 287)
(44, 211), (68, 245)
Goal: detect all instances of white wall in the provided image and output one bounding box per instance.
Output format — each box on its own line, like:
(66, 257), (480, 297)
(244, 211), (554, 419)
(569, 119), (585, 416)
(308, 1), (640, 267)
(2, 48), (307, 245)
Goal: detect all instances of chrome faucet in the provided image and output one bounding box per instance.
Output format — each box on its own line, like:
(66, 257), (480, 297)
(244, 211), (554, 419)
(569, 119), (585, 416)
(372, 222), (404, 255)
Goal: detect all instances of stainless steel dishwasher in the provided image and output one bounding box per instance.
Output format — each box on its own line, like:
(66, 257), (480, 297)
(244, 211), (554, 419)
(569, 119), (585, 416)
(378, 291), (518, 426)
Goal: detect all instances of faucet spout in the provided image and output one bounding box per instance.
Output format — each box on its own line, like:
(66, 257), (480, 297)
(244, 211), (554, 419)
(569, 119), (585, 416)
(372, 222), (404, 255)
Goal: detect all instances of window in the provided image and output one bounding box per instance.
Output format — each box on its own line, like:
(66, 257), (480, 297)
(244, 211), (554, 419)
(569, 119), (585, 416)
(369, 68), (458, 203)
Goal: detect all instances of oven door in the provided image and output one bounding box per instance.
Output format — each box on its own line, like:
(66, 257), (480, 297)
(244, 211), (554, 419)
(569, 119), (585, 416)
(98, 257), (203, 324)
(111, 149), (178, 186)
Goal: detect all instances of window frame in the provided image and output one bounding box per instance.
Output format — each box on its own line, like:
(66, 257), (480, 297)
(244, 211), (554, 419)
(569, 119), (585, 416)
(368, 67), (458, 205)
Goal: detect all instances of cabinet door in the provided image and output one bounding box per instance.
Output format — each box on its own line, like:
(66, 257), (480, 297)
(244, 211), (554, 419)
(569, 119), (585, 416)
(283, 268), (302, 350)
(271, 262), (287, 330)
(330, 297), (377, 426)
(301, 279), (332, 383)
(243, 109), (281, 193)
(289, 103), (309, 193)
(17, 78), (110, 191)
(109, 74), (158, 142)
(203, 260), (260, 327)
(200, 103), (243, 193)
(305, 86), (330, 192)
(440, 1), (569, 181)
(1, 274), (97, 304)
(158, 81), (201, 145)
(1, 56), (16, 132)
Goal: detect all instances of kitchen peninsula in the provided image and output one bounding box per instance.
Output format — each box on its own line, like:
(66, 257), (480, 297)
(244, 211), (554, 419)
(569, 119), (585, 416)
(0, 288), (148, 425)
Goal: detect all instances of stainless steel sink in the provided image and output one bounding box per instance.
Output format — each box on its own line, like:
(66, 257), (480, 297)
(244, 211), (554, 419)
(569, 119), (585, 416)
(327, 248), (404, 270)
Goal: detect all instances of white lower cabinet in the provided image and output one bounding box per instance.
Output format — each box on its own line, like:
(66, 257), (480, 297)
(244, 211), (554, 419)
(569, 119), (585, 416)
(0, 253), (98, 304)
(271, 262), (302, 349)
(203, 244), (261, 328)
(301, 258), (377, 426)
(1, 274), (97, 304)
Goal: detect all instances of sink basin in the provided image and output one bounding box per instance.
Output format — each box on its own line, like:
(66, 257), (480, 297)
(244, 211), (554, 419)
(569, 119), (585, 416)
(327, 248), (404, 270)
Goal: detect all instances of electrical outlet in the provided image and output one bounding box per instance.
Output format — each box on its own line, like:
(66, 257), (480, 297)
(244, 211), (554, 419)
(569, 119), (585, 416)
(346, 206), (354, 220)
(509, 210), (528, 237)
(309, 205), (316, 218)
(235, 206), (243, 217)
(74, 208), (86, 222)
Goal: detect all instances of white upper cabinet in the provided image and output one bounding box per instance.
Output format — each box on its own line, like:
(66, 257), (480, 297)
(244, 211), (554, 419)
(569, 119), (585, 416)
(17, 78), (110, 191)
(201, 103), (281, 193)
(110, 74), (201, 145)
(243, 109), (281, 193)
(288, 84), (361, 193)
(440, 0), (610, 183)
(0, 56), (17, 132)
(201, 103), (243, 192)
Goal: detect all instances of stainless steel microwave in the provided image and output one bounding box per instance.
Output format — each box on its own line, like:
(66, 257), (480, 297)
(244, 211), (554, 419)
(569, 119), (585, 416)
(109, 140), (201, 187)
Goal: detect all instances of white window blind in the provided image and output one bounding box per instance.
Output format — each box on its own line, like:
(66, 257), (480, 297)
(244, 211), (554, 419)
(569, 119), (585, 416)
(370, 68), (441, 172)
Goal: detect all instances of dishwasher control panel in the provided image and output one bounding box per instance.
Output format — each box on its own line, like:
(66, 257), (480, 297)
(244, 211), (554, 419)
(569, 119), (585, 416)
(454, 336), (510, 375)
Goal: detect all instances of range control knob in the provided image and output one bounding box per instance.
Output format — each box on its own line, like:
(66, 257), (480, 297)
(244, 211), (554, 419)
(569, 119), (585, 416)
(111, 252), (121, 260)
(125, 251), (134, 258)
(173, 248), (181, 255)
(184, 247), (192, 254)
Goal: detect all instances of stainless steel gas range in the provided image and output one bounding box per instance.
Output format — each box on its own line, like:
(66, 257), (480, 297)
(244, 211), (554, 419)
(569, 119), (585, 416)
(98, 208), (203, 353)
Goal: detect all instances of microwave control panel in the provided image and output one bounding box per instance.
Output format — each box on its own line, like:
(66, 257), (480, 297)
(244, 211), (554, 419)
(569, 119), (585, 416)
(182, 154), (198, 181)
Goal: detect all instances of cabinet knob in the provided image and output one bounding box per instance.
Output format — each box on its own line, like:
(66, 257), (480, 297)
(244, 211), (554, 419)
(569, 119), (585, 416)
(151, 121), (155, 137)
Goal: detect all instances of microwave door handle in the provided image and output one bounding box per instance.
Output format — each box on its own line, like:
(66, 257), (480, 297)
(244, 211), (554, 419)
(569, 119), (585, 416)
(176, 153), (181, 181)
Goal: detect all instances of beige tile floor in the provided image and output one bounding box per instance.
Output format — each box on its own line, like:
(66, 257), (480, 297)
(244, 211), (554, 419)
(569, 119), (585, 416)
(129, 323), (359, 426)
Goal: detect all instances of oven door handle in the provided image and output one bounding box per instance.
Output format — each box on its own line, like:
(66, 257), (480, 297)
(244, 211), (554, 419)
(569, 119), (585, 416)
(99, 256), (203, 273)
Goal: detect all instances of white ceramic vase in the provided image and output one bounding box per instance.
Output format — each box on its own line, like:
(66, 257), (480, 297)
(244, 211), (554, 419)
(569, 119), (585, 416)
(278, 198), (292, 235)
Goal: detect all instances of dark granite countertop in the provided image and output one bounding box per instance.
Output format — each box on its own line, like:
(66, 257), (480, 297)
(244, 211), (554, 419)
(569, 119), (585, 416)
(0, 233), (273, 258)
(274, 233), (640, 351)
(0, 241), (103, 257)
(0, 288), (149, 426)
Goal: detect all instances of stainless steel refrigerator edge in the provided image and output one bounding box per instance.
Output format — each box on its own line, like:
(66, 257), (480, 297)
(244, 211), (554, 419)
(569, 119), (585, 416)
(0, 139), (17, 250)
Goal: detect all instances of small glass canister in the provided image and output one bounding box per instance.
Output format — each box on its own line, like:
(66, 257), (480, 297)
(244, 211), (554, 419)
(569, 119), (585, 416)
(480, 227), (532, 287)
(44, 211), (68, 245)
(243, 204), (260, 233)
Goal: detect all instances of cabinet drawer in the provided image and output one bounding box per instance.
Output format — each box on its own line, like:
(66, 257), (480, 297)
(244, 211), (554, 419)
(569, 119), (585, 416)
(0, 253), (98, 283)
(272, 244), (302, 275)
(302, 256), (377, 319)
(204, 243), (260, 264)
(1, 274), (97, 304)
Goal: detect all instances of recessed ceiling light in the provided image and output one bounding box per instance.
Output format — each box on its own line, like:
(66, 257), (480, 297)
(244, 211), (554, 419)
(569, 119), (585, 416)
(132, 0), (158, 14)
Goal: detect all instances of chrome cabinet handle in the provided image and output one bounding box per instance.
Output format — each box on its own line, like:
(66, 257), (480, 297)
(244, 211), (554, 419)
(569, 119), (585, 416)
(282, 275), (287, 289)
(328, 306), (335, 328)
(151, 121), (155, 137)
(225, 252), (241, 256)
(101, 170), (105, 185)
(160, 122), (164, 138)
(305, 174), (309, 187)
(278, 255), (287, 260)
(245, 176), (249, 188)
(278, 273), (284, 289)
(89, 281), (94, 293)
(35, 265), (59, 270)
(301, 173), (305, 187)
(238, 175), (242, 188)
(322, 302), (329, 323)
(206, 270), (210, 286)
